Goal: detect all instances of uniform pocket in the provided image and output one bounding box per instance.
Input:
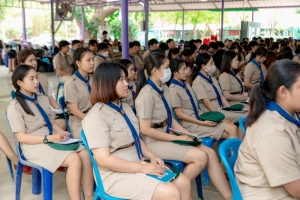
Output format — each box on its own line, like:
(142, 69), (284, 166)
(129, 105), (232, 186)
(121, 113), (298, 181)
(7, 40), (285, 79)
(181, 95), (193, 109)
(111, 122), (133, 147)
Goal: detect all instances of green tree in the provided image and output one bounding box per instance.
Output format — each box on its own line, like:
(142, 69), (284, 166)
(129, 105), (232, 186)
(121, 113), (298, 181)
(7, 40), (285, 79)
(74, 6), (99, 39)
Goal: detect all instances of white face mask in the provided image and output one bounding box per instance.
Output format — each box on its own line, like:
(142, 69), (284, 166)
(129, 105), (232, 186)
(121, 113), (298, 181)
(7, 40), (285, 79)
(205, 64), (216, 75)
(158, 68), (171, 83)
(103, 51), (109, 57)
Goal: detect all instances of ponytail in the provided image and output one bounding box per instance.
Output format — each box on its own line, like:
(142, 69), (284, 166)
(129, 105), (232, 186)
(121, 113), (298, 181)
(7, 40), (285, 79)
(249, 46), (268, 62)
(135, 67), (147, 100)
(192, 53), (211, 80)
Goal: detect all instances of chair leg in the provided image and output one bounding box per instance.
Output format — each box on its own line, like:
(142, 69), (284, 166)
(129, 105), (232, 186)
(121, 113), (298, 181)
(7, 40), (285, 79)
(32, 168), (41, 195)
(201, 138), (215, 186)
(196, 175), (204, 200)
(6, 156), (15, 184)
(42, 168), (53, 200)
(15, 162), (23, 200)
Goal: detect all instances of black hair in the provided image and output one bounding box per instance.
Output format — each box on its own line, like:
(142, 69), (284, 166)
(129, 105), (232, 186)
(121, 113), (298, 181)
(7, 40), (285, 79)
(98, 43), (108, 51)
(88, 39), (98, 46)
(220, 50), (238, 74)
(59, 40), (70, 50)
(103, 39), (109, 43)
(195, 39), (202, 43)
(170, 58), (184, 79)
(249, 47), (268, 62)
(277, 51), (294, 60)
(12, 65), (36, 115)
(73, 48), (92, 70)
(181, 49), (192, 56)
(248, 41), (259, 50)
(247, 60), (300, 127)
(209, 42), (218, 50)
(102, 31), (108, 35)
(189, 40), (195, 47)
(129, 42), (137, 49)
(119, 59), (133, 69)
(281, 42), (288, 47)
(217, 41), (224, 48)
(213, 49), (226, 71)
(270, 42), (279, 50)
(224, 39), (229, 42)
(242, 44), (249, 51)
(71, 40), (81, 46)
(135, 50), (166, 99)
(295, 45), (300, 54)
(199, 44), (209, 51)
(168, 48), (180, 60)
(229, 45), (238, 52)
(148, 39), (159, 47)
(166, 39), (174, 44)
(192, 53), (211, 80)
(188, 44), (197, 53)
(158, 42), (169, 51)
(134, 41), (141, 46)
(231, 42), (239, 47)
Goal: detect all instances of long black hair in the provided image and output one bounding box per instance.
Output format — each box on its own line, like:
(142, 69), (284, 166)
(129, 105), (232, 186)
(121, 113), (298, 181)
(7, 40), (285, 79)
(170, 58), (184, 79)
(118, 59), (133, 69)
(12, 65), (36, 116)
(167, 48), (180, 60)
(249, 46), (268, 62)
(247, 59), (300, 127)
(192, 53), (211, 81)
(220, 50), (238, 74)
(135, 50), (166, 99)
(73, 47), (91, 70)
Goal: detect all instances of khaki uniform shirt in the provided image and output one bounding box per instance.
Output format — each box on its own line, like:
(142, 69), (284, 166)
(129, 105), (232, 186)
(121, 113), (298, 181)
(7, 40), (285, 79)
(192, 74), (222, 112)
(38, 73), (50, 96)
(234, 110), (300, 200)
(129, 54), (143, 71)
(122, 80), (136, 108)
(142, 50), (151, 60)
(68, 49), (74, 60)
(244, 61), (267, 84)
(94, 54), (107, 71)
(52, 52), (73, 74)
(134, 54), (144, 69)
(64, 74), (93, 113)
(212, 68), (220, 80)
(292, 55), (300, 64)
(219, 72), (243, 94)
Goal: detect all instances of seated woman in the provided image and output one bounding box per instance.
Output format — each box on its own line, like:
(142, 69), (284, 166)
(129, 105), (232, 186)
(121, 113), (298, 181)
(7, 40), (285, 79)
(119, 59), (136, 110)
(64, 48), (93, 139)
(292, 45), (300, 64)
(18, 49), (66, 130)
(82, 62), (191, 200)
(135, 50), (232, 200)
(234, 60), (300, 200)
(244, 47), (268, 90)
(168, 48), (181, 60)
(169, 58), (238, 139)
(219, 50), (249, 107)
(8, 65), (94, 200)
(192, 53), (247, 123)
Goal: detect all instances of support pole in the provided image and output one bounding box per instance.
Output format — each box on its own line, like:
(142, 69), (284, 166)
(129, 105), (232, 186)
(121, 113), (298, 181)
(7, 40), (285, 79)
(252, 8), (254, 22)
(220, 0), (225, 41)
(81, 6), (85, 42)
(21, 0), (26, 41)
(121, 0), (129, 59)
(182, 9), (184, 40)
(144, 0), (149, 50)
(50, 0), (55, 51)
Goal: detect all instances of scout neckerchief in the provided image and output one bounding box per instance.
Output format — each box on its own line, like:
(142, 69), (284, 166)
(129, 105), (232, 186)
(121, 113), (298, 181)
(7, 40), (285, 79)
(250, 58), (264, 82)
(231, 71), (243, 94)
(38, 83), (45, 95)
(21, 92), (53, 134)
(129, 55), (136, 72)
(295, 54), (300, 59)
(267, 101), (300, 127)
(197, 72), (223, 107)
(74, 70), (91, 93)
(105, 101), (144, 159)
(146, 78), (172, 133)
(170, 79), (200, 120)
(97, 53), (107, 62)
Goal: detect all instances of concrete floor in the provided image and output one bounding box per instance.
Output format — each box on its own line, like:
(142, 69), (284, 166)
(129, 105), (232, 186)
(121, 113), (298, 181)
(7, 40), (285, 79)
(0, 65), (223, 200)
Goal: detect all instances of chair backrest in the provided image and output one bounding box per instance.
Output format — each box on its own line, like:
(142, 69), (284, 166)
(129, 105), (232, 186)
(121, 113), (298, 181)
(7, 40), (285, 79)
(219, 138), (243, 200)
(238, 116), (247, 135)
(58, 96), (71, 133)
(11, 90), (15, 99)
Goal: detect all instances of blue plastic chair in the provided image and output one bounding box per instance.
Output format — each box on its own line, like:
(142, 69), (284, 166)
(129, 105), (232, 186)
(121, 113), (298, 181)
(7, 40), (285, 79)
(219, 138), (243, 200)
(164, 160), (204, 200)
(80, 130), (126, 200)
(238, 116), (247, 135)
(55, 74), (64, 100)
(5, 112), (54, 200)
(58, 96), (71, 133)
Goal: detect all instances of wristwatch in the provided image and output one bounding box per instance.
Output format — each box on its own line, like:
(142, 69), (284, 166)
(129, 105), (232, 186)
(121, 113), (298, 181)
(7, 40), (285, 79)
(43, 135), (48, 144)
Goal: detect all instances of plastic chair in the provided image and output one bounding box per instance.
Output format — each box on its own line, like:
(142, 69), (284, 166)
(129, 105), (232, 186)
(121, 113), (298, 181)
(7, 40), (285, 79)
(80, 130), (126, 200)
(58, 96), (71, 133)
(238, 116), (247, 135)
(5, 112), (54, 200)
(11, 90), (16, 99)
(55, 74), (64, 100)
(164, 160), (204, 200)
(219, 138), (243, 200)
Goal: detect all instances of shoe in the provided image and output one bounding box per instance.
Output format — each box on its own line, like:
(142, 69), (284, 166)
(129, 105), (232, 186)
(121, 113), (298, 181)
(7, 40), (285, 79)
(14, 164), (33, 175)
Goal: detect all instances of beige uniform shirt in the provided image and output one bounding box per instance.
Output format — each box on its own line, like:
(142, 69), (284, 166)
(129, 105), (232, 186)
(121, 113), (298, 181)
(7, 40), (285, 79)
(142, 50), (151, 60)
(52, 52), (73, 74)
(219, 72), (243, 94)
(234, 110), (300, 200)
(192, 74), (222, 112)
(122, 80), (136, 108)
(129, 54), (143, 71)
(134, 54), (144, 69)
(292, 55), (300, 64)
(244, 61), (267, 84)
(68, 49), (74, 60)
(94, 54), (107, 71)
(38, 73), (49, 96)
(212, 68), (220, 80)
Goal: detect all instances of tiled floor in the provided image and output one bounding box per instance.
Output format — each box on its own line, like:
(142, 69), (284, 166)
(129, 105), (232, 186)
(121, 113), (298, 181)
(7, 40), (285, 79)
(0, 65), (223, 200)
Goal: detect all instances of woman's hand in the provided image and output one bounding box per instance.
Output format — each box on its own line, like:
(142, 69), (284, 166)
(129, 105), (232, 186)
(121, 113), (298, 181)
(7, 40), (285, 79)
(201, 120), (217, 127)
(239, 95), (248, 101)
(150, 157), (165, 169)
(139, 161), (165, 176)
(48, 132), (70, 142)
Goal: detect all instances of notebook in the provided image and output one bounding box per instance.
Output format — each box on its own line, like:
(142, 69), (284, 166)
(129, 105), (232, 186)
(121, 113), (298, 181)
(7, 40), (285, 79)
(138, 169), (176, 183)
(53, 138), (79, 144)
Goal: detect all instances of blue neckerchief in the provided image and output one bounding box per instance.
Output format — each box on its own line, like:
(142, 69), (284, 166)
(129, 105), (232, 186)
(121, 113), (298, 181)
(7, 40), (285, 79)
(71, 48), (75, 52)
(105, 101), (144, 159)
(197, 72), (223, 107)
(170, 79), (200, 120)
(231, 71), (243, 94)
(129, 55), (136, 71)
(267, 101), (300, 127)
(97, 53), (106, 62)
(250, 58), (264, 81)
(74, 70), (91, 93)
(128, 85), (135, 104)
(295, 54), (300, 59)
(21, 93), (53, 134)
(38, 83), (45, 95)
(179, 55), (183, 60)
(146, 78), (172, 133)
(137, 53), (143, 62)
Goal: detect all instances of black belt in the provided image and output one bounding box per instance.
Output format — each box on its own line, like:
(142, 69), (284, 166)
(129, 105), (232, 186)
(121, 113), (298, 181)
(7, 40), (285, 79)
(70, 109), (90, 116)
(151, 119), (168, 129)
(118, 142), (134, 150)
